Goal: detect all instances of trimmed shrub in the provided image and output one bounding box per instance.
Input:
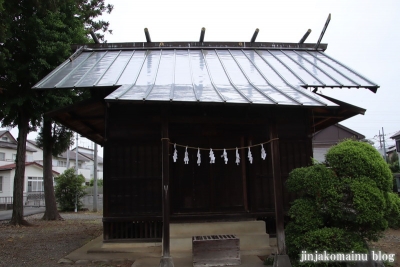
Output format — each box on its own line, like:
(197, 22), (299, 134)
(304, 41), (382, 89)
(286, 140), (399, 266)
(54, 168), (86, 211)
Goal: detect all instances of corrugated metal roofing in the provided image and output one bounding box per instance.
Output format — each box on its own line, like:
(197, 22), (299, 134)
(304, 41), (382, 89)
(33, 47), (379, 107)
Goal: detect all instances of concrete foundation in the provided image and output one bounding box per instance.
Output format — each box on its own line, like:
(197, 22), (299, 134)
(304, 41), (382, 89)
(94, 220), (275, 256)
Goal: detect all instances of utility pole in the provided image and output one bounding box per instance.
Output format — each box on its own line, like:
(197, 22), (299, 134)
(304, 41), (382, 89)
(382, 127), (387, 162)
(66, 147), (70, 168)
(75, 133), (79, 174)
(75, 133), (79, 213)
(93, 143), (98, 212)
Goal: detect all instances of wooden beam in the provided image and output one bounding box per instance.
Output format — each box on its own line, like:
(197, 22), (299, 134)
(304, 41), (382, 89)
(315, 14), (331, 50)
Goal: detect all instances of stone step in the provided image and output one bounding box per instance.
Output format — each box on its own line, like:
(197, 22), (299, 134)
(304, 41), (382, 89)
(170, 221), (266, 237)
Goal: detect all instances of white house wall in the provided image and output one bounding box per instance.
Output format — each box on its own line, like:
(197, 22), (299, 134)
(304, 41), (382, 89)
(0, 170), (12, 197)
(0, 147), (34, 166)
(29, 146), (43, 162)
(0, 147), (16, 166)
(52, 166), (91, 182)
(313, 147), (328, 162)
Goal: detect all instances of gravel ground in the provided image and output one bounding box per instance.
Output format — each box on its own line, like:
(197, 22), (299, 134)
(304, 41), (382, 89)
(0, 211), (132, 267)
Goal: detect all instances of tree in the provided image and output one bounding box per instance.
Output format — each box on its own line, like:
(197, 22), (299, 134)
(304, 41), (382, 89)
(54, 168), (86, 211)
(36, 121), (75, 220)
(0, 0), (113, 225)
(285, 140), (400, 266)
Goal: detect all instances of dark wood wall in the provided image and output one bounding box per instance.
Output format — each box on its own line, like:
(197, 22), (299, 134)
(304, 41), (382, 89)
(102, 102), (312, 240)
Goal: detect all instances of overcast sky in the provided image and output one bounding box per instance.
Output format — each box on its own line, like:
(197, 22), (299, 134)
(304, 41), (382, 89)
(4, 0), (400, 149)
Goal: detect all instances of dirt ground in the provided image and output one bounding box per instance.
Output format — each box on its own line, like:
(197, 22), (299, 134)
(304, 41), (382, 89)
(0, 212), (133, 267)
(0, 211), (398, 267)
(370, 228), (400, 267)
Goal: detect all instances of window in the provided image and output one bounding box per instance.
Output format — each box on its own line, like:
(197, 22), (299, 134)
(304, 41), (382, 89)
(57, 160), (67, 167)
(1, 137), (7, 141)
(26, 154), (33, 162)
(27, 177), (44, 192)
(396, 140), (400, 153)
(0, 176), (2, 192)
(12, 154), (17, 160)
(0, 152), (5, 161)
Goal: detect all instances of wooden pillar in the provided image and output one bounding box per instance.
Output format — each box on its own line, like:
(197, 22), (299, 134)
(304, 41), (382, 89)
(269, 119), (286, 255)
(160, 119), (174, 267)
(240, 137), (249, 211)
(269, 119), (292, 267)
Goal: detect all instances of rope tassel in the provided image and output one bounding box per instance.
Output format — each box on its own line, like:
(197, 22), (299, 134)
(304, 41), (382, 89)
(173, 144), (178, 162)
(235, 147), (240, 165)
(261, 144), (267, 160)
(184, 146), (189, 164)
(209, 148), (215, 164)
(248, 147), (253, 164)
(197, 148), (201, 166)
(221, 149), (228, 164)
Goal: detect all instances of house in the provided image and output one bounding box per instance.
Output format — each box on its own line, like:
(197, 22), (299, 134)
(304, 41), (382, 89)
(390, 132), (400, 190)
(0, 130), (36, 166)
(0, 130), (93, 200)
(386, 145), (397, 161)
(70, 146), (104, 180)
(27, 140), (93, 183)
(312, 124), (365, 162)
(0, 162), (59, 199)
(0, 130), (39, 201)
(33, 38), (378, 260)
(391, 131), (400, 154)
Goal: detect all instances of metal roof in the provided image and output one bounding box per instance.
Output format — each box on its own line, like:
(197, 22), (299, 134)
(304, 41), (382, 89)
(33, 43), (378, 107)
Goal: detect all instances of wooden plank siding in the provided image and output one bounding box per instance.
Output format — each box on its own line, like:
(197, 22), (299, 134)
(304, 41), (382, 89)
(102, 103), (312, 241)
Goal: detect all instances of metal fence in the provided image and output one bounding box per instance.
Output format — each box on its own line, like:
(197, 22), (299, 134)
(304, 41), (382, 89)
(0, 196), (13, 210)
(0, 189), (104, 211)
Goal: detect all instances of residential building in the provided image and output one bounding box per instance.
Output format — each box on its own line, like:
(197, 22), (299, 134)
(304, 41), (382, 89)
(71, 146), (104, 180)
(0, 130), (36, 166)
(27, 140), (91, 182)
(0, 130), (101, 199)
(391, 131), (400, 154)
(312, 124), (365, 162)
(0, 162), (59, 197)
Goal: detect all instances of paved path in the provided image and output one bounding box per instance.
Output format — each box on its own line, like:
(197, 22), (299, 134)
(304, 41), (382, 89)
(0, 207), (45, 221)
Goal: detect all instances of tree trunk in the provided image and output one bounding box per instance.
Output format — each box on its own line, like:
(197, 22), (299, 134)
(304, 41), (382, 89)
(10, 110), (31, 226)
(42, 117), (62, 220)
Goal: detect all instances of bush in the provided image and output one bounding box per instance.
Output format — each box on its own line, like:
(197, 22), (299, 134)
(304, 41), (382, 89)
(89, 178), (103, 187)
(286, 140), (399, 266)
(54, 168), (86, 211)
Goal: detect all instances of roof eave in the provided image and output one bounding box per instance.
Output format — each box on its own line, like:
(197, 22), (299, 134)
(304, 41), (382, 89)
(71, 42), (328, 52)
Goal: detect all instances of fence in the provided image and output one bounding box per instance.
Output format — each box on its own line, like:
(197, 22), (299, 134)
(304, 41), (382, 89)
(0, 194), (44, 210)
(0, 196), (13, 210)
(84, 186), (104, 195)
(0, 189), (104, 211)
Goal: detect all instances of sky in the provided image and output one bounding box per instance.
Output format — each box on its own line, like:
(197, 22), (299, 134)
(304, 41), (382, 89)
(3, 0), (400, 150)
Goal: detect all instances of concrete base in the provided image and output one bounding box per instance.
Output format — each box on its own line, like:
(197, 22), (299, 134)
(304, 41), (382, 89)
(170, 221), (274, 255)
(159, 257), (174, 267)
(273, 254), (292, 267)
